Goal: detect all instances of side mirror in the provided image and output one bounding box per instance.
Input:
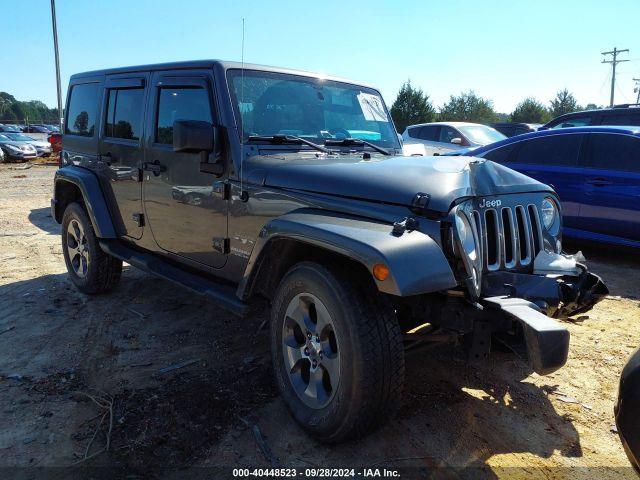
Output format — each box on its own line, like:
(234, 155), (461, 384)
(173, 120), (224, 176)
(450, 137), (463, 145)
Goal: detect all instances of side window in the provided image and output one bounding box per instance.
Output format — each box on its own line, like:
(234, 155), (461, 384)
(407, 127), (419, 138)
(439, 126), (460, 144)
(105, 88), (144, 140)
(550, 116), (591, 129)
(603, 113), (640, 126)
(482, 143), (517, 163)
(418, 125), (439, 141)
(588, 134), (640, 173)
(65, 83), (99, 137)
(513, 135), (582, 166)
(156, 87), (212, 145)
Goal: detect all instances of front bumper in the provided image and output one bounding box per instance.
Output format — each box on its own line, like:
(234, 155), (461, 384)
(482, 268), (608, 319)
(478, 268), (608, 375)
(6, 150), (37, 160)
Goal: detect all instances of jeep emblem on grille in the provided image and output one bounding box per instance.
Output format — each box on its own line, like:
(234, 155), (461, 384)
(478, 198), (501, 208)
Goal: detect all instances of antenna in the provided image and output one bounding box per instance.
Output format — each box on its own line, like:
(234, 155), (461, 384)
(239, 18), (248, 202)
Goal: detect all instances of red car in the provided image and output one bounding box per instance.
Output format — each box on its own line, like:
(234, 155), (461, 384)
(48, 132), (62, 154)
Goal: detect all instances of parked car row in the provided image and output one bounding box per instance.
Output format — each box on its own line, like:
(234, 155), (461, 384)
(0, 123), (60, 134)
(0, 132), (52, 161)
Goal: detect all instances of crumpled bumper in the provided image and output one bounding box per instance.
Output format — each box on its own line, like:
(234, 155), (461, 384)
(477, 254), (608, 375)
(481, 266), (608, 320)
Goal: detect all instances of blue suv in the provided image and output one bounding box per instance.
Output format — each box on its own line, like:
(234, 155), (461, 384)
(444, 126), (640, 248)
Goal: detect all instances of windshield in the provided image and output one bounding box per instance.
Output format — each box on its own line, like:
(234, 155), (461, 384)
(5, 133), (33, 141)
(227, 69), (400, 150)
(458, 125), (506, 145)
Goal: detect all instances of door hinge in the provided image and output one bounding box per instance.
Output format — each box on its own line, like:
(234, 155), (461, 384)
(212, 237), (230, 254)
(132, 213), (145, 227)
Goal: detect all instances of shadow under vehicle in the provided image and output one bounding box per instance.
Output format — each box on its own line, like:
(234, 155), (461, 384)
(51, 60), (607, 443)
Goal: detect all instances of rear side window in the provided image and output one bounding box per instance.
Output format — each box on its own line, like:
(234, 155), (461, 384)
(156, 87), (212, 145)
(105, 88), (145, 140)
(407, 127), (420, 138)
(512, 135), (582, 166)
(602, 113), (640, 126)
(482, 143), (517, 163)
(418, 125), (439, 141)
(588, 134), (640, 173)
(65, 83), (99, 136)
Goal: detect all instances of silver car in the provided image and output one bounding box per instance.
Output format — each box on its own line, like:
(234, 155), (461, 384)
(0, 133), (38, 161)
(401, 121), (506, 155)
(2, 132), (51, 157)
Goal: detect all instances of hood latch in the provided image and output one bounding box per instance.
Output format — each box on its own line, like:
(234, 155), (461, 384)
(410, 192), (431, 215)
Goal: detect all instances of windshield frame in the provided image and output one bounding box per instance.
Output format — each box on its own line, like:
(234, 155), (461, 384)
(225, 68), (401, 152)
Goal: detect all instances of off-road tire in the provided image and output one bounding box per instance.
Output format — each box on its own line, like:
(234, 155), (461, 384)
(271, 261), (404, 443)
(61, 202), (122, 294)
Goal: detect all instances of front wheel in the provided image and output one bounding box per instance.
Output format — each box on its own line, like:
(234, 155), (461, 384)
(271, 262), (404, 443)
(61, 202), (122, 294)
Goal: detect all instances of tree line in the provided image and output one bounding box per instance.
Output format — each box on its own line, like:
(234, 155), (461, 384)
(390, 80), (600, 133)
(0, 92), (60, 124)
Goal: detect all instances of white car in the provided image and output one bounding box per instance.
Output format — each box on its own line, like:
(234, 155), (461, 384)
(401, 121), (506, 155)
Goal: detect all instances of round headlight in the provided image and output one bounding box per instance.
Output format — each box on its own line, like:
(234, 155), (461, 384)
(455, 212), (477, 262)
(541, 197), (558, 231)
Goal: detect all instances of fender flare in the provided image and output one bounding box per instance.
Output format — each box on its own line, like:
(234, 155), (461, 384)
(237, 209), (458, 298)
(52, 166), (117, 238)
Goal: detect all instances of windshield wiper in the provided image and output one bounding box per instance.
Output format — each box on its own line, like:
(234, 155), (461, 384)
(247, 134), (332, 154)
(324, 137), (392, 156)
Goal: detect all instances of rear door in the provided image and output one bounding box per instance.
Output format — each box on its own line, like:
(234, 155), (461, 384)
(99, 73), (149, 240)
(142, 70), (228, 269)
(415, 125), (442, 155)
(506, 134), (585, 229)
(580, 133), (640, 242)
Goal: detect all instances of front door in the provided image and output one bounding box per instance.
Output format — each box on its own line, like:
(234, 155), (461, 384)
(100, 73), (149, 240)
(580, 133), (640, 242)
(142, 71), (228, 268)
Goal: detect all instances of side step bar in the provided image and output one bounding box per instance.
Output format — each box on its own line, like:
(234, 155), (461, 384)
(482, 296), (569, 375)
(99, 240), (248, 317)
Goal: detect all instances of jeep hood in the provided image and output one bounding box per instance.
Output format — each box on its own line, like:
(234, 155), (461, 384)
(244, 154), (553, 213)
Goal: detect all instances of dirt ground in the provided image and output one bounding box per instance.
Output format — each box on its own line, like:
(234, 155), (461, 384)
(1, 163), (639, 479)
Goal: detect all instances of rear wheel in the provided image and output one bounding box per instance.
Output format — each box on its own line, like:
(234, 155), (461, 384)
(271, 261), (404, 443)
(61, 202), (122, 294)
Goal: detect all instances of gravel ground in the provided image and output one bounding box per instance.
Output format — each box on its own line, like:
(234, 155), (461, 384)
(0, 163), (638, 479)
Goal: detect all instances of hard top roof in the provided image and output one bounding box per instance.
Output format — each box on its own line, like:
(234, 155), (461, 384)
(69, 59), (377, 89)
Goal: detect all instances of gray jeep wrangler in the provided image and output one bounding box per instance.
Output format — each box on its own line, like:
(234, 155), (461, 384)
(52, 60), (607, 443)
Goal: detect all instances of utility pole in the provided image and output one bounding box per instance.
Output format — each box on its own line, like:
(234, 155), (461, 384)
(50, 0), (64, 131)
(634, 78), (640, 104)
(602, 47), (629, 107)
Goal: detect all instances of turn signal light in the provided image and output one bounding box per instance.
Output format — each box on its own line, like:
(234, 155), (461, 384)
(373, 264), (390, 281)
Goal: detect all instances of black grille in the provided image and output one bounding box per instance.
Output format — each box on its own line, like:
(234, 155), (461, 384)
(474, 203), (544, 271)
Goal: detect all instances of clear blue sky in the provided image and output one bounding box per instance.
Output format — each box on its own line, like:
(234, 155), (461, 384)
(2, 0), (640, 113)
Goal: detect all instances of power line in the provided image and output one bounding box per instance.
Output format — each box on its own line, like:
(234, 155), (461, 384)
(602, 47), (629, 107)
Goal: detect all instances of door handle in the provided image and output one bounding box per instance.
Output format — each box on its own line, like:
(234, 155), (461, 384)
(586, 177), (612, 187)
(143, 160), (166, 176)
